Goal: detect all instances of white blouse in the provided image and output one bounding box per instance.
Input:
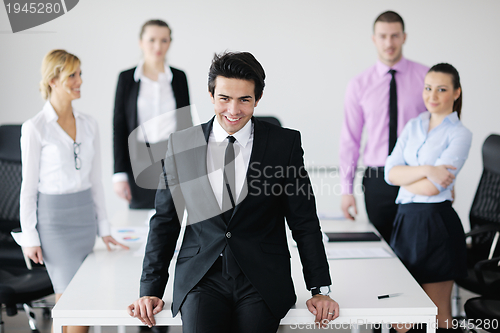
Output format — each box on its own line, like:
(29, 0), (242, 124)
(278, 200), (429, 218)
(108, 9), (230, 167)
(112, 61), (200, 183)
(135, 60), (177, 144)
(13, 101), (110, 247)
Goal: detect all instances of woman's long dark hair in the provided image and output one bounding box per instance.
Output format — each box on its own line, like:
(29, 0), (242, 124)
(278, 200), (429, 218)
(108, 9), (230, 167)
(428, 63), (462, 119)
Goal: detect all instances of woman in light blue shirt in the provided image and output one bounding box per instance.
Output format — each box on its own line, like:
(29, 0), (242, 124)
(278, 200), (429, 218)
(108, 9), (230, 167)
(385, 63), (472, 332)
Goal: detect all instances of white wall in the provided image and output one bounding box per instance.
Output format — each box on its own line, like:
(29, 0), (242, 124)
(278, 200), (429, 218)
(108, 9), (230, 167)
(1, 0), (499, 229)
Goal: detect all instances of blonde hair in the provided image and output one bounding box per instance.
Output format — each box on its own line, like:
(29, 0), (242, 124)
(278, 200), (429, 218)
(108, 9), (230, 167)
(40, 49), (80, 100)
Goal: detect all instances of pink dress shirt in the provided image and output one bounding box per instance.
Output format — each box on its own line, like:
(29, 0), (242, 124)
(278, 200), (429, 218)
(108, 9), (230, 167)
(339, 57), (429, 194)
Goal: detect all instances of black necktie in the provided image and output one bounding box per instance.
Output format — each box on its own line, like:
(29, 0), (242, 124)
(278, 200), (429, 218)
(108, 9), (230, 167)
(221, 136), (241, 280)
(388, 69), (398, 154)
(222, 136), (236, 222)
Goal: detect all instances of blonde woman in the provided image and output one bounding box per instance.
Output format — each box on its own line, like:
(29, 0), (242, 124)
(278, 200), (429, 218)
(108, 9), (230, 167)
(13, 49), (128, 333)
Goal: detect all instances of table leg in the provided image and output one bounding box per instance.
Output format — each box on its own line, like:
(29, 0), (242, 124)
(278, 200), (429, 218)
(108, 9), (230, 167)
(351, 324), (360, 333)
(53, 319), (63, 333)
(381, 324), (390, 333)
(451, 283), (460, 318)
(117, 325), (126, 333)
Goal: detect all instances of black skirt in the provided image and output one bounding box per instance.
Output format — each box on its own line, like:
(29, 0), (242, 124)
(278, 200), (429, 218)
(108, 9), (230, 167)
(390, 201), (467, 284)
(127, 169), (157, 209)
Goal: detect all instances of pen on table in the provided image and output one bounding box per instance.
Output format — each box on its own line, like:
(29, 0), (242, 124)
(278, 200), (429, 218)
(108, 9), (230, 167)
(377, 293), (403, 299)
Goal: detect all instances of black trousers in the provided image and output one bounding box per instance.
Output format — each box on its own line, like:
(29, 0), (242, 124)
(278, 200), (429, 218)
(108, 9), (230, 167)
(180, 257), (280, 333)
(362, 167), (400, 243)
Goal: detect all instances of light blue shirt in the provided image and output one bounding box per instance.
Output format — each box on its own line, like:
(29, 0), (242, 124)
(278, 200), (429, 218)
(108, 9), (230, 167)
(385, 111), (472, 204)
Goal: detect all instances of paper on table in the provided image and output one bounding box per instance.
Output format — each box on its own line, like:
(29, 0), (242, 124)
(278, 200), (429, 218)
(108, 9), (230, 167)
(133, 241), (147, 257)
(111, 226), (149, 243)
(327, 247), (393, 260)
(112, 225), (185, 257)
(317, 211), (345, 220)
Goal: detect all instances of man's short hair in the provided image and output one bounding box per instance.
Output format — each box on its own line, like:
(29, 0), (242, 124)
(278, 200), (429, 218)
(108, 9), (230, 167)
(374, 11), (405, 32)
(208, 51), (266, 101)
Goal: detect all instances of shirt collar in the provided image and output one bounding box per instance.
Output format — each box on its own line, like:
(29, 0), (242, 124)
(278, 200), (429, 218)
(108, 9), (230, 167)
(445, 111), (460, 124)
(212, 116), (253, 147)
(419, 110), (460, 129)
(134, 60), (173, 83)
(42, 100), (81, 122)
(376, 56), (408, 77)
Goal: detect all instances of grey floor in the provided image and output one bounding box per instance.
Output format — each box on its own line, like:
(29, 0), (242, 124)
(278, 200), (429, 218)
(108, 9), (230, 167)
(0, 287), (482, 333)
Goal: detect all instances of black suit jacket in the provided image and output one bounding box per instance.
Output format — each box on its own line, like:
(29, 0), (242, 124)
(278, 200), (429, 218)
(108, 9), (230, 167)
(113, 66), (192, 175)
(140, 117), (331, 319)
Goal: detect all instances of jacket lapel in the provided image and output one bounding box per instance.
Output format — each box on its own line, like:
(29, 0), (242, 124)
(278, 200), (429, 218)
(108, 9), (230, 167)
(171, 67), (182, 109)
(198, 118), (226, 225)
(129, 78), (140, 130)
(171, 67), (193, 131)
(230, 117), (268, 222)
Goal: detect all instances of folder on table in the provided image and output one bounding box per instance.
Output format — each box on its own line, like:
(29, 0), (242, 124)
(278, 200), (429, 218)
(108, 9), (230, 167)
(325, 232), (381, 242)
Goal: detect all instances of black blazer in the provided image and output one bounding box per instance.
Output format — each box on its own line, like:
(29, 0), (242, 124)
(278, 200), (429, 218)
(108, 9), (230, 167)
(140, 117), (331, 319)
(113, 66), (192, 175)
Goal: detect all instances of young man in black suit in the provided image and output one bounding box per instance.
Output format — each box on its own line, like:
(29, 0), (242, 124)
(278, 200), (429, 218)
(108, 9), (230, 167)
(128, 52), (339, 332)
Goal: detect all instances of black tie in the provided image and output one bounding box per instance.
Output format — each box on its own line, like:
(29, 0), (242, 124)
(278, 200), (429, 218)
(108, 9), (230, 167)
(221, 136), (241, 280)
(222, 136), (236, 221)
(388, 69), (398, 154)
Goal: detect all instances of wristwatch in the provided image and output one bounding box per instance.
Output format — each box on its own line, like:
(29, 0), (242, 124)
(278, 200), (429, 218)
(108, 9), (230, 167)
(311, 286), (331, 296)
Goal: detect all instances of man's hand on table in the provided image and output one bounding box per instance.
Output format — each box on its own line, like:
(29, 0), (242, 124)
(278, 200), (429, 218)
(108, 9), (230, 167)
(341, 194), (357, 220)
(306, 295), (340, 327)
(127, 296), (164, 328)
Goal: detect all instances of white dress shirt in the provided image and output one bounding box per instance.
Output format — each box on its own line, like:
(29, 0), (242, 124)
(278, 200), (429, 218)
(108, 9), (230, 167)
(207, 118), (253, 209)
(135, 60), (177, 144)
(13, 101), (110, 247)
(112, 61), (200, 183)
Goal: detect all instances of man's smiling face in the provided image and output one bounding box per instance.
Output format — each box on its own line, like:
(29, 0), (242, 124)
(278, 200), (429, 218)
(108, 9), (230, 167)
(210, 76), (260, 135)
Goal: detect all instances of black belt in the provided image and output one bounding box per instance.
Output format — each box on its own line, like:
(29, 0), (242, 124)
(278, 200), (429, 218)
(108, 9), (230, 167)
(364, 166), (385, 179)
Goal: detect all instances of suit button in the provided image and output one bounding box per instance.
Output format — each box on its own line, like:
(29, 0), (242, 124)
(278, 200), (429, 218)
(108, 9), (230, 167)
(226, 232), (231, 238)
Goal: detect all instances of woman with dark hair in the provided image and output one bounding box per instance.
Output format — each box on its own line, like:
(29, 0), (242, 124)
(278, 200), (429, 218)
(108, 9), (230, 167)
(113, 19), (195, 209)
(385, 63), (471, 332)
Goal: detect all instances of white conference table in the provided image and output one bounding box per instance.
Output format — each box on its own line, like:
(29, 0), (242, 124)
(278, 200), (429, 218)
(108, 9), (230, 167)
(52, 209), (437, 332)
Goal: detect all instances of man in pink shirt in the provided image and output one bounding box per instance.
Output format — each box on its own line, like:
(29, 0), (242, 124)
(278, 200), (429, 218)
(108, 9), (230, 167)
(339, 11), (428, 242)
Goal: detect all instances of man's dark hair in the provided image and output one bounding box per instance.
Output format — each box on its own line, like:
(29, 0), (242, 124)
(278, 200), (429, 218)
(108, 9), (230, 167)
(374, 11), (405, 32)
(208, 52), (266, 101)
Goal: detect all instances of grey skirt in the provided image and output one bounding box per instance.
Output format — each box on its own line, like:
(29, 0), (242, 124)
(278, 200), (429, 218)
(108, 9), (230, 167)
(36, 189), (97, 293)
